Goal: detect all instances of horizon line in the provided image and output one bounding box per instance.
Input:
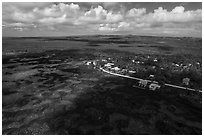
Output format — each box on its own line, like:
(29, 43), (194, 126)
(2, 34), (202, 39)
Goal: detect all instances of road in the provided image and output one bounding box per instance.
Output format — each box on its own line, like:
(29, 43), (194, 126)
(99, 67), (202, 93)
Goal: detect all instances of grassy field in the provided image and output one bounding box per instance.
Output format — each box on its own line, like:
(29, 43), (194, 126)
(3, 35), (202, 56)
(2, 35), (202, 135)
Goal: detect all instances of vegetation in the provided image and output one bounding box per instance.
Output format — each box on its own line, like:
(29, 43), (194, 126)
(2, 35), (202, 135)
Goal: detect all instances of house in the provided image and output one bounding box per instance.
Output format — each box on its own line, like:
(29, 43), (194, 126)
(152, 66), (156, 69)
(111, 66), (120, 71)
(149, 75), (155, 79)
(154, 58), (158, 62)
(93, 61), (97, 66)
(149, 83), (161, 91)
(129, 70), (136, 74)
(121, 69), (128, 73)
(104, 63), (114, 67)
(86, 61), (92, 65)
(183, 78), (190, 86)
(139, 80), (148, 88)
(113, 67), (120, 71)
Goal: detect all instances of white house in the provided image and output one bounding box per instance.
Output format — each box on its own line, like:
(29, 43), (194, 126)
(149, 75), (155, 79)
(86, 61), (92, 65)
(139, 80), (148, 88)
(104, 63), (114, 67)
(149, 83), (161, 91)
(154, 58), (158, 62)
(93, 61), (97, 66)
(113, 67), (120, 71)
(129, 70), (136, 74)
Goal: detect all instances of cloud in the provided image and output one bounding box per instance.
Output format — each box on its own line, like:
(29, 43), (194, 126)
(12, 11), (36, 22)
(98, 23), (117, 31)
(146, 6), (202, 23)
(84, 6), (107, 20)
(2, 2), (202, 37)
(106, 12), (123, 22)
(172, 6), (185, 13)
(33, 3), (80, 17)
(38, 14), (67, 24)
(126, 8), (146, 17)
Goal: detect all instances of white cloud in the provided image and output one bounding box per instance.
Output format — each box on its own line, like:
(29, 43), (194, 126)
(2, 3), (202, 37)
(98, 23), (118, 31)
(84, 6), (107, 19)
(145, 6), (202, 23)
(127, 8), (146, 17)
(106, 12), (123, 22)
(172, 6), (185, 13)
(118, 22), (129, 28)
(12, 11), (36, 22)
(80, 5), (123, 24)
(38, 14), (67, 24)
(33, 3), (80, 18)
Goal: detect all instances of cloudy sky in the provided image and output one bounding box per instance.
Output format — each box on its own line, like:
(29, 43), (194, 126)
(2, 2), (202, 37)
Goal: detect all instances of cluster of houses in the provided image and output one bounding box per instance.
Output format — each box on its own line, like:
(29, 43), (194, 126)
(137, 80), (161, 91)
(84, 59), (161, 91)
(170, 62), (195, 72)
(4, 50), (28, 56)
(84, 58), (192, 91)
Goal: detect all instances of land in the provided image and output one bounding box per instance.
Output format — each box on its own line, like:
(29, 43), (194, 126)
(2, 35), (202, 135)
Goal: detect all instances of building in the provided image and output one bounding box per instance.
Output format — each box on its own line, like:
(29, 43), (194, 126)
(112, 67), (120, 71)
(183, 78), (190, 86)
(149, 75), (155, 79)
(139, 80), (148, 88)
(149, 83), (161, 91)
(129, 70), (136, 74)
(104, 63), (114, 67)
(86, 61), (92, 65)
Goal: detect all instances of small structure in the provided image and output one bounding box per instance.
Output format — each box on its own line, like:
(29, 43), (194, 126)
(154, 58), (158, 62)
(86, 61), (92, 65)
(111, 67), (120, 71)
(104, 63), (114, 67)
(93, 61), (97, 66)
(149, 83), (161, 91)
(149, 75), (155, 79)
(129, 70), (136, 74)
(183, 78), (190, 86)
(139, 80), (148, 88)
(114, 67), (120, 71)
(183, 66), (188, 69)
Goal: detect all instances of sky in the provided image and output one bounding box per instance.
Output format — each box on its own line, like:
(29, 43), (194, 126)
(2, 2), (202, 37)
